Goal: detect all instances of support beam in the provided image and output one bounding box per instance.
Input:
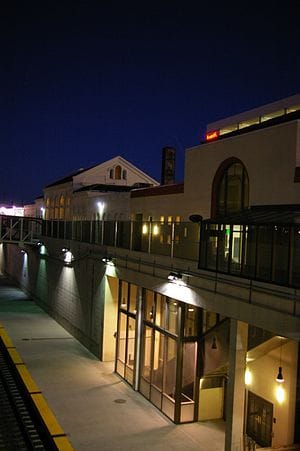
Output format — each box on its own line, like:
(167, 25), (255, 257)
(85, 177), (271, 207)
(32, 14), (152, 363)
(225, 319), (248, 451)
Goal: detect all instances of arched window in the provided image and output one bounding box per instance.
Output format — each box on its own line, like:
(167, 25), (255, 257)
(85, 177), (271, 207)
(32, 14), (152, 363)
(115, 165), (122, 180)
(122, 169), (127, 180)
(211, 158), (249, 217)
(59, 195), (65, 219)
(109, 168), (114, 179)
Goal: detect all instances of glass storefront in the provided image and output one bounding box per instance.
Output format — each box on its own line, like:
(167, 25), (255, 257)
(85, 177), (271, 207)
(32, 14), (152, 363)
(115, 281), (228, 424)
(116, 281), (137, 386)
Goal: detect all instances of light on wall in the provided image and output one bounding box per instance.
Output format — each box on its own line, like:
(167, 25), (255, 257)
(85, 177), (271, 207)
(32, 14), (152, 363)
(142, 224), (148, 235)
(276, 385), (285, 404)
(245, 368), (252, 385)
(168, 271), (182, 282)
(153, 225), (159, 236)
(97, 201), (105, 219)
(62, 247), (73, 265)
(102, 256), (114, 266)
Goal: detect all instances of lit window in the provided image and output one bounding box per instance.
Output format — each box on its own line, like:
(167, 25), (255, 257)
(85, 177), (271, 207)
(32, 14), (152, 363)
(115, 165), (122, 180)
(175, 216), (181, 224)
(212, 159), (249, 217)
(167, 216), (172, 224)
(261, 109), (284, 122)
(160, 216), (165, 224)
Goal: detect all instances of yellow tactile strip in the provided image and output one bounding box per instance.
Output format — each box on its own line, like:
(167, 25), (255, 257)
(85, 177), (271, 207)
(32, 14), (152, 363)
(0, 326), (73, 451)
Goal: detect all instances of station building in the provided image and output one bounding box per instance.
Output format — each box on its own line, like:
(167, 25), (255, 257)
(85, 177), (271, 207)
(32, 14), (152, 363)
(1, 93), (300, 450)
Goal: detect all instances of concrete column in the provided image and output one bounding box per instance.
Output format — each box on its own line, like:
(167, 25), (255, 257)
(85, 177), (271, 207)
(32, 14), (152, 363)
(134, 286), (143, 391)
(225, 319), (248, 451)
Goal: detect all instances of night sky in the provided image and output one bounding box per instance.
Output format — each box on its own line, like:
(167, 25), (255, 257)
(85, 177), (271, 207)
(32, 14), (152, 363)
(2, 1), (300, 204)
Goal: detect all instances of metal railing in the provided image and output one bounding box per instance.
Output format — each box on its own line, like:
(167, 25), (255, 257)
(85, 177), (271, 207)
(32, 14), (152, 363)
(0, 215), (42, 244)
(42, 219), (201, 261)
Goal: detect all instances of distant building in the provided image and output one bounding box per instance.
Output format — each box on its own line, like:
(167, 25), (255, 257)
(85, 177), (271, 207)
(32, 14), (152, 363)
(0, 204), (24, 216)
(43, 156), (158, 220)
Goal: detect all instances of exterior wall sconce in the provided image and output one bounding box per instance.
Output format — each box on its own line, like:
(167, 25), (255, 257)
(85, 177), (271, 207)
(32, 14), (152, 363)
(21, 249), (27, 254)
(62, 248), (73, 265)
(102, 256), (114, 265)
(153, 225), (159, 236)
(142, 224), (148, 235)
(168, 271), (182, 282)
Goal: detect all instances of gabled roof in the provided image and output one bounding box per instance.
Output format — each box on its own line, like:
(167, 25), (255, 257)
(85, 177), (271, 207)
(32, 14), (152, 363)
(45, 166), (96, 188)
(131, 183), (184, 198)
(44, 156), (158, 189)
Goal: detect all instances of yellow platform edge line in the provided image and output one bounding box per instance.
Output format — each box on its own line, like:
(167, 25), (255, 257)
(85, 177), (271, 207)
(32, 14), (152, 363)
(53, 436), (74, 451)
(31, 393), (65, 437)
(7, 347), (24, 364)
(0, 328), (14, 347)
(0, 325), (73, 450)
(16, 364), (41, 394)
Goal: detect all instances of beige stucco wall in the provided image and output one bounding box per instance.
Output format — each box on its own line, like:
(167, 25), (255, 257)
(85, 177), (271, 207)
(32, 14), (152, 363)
(184, 120), (300, 219)
(73, 191), (132, 220)
(130, 192), (192, 221)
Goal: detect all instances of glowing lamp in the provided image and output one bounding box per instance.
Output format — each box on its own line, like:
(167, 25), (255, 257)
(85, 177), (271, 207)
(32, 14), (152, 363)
(245, 368), (252, 385)
(276, 366), (284, 383)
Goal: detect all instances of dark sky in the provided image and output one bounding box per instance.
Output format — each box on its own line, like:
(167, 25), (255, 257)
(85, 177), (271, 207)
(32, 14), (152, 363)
(1, 1), (300, 204)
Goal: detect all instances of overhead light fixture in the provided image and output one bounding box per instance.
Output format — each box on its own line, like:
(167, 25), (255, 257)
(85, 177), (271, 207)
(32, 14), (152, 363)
(276, 337), (285, 383)
(168, 271), (182, 282)
(211, 335), (217, 349)
(276, 366), (284, 383)
(37, 241), (44, 246)
(21, 249), (27, 254)
(62, 247), (69, 253)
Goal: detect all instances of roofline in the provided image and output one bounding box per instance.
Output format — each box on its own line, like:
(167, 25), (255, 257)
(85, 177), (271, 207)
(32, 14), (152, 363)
(131, 183), (184, 198)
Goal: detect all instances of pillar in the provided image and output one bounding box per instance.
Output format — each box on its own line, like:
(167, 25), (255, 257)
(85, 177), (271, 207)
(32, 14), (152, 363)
(225, 319), (248, 451)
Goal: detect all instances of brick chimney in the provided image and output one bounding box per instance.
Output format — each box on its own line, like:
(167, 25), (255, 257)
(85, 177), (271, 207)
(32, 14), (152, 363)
(161, 147), (176, 185)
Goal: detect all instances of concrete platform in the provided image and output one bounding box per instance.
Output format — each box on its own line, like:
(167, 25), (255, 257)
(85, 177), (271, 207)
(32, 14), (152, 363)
(0, 276), (225, 450)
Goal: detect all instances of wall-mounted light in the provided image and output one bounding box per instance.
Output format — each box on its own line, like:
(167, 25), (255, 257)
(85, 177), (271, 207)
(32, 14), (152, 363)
(62, 247), (73, 265)
(37, 241), (44, 246)
(153, 225), (159, 236)
(102, 256), (114, 266)
(97, 201), (105, 219)
(168, 271), (182, 282)
(21, 249), (27, 254)
(40, 207), (45, 219)
(142, 224), (148, 235)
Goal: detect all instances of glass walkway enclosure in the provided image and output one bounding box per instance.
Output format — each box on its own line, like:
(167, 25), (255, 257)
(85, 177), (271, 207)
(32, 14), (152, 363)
(199, 207), (300, 288)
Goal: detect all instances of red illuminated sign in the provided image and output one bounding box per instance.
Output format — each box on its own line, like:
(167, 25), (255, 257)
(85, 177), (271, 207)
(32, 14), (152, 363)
(205, 130), (219, 141)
